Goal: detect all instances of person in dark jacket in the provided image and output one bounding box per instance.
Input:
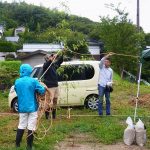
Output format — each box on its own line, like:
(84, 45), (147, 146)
(43, 51), (64, 119)
(15, 64), (45, 150)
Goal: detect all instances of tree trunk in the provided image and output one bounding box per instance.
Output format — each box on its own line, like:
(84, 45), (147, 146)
(121, 67), (124, 79)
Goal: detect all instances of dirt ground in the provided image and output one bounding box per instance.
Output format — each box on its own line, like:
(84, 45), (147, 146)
(54, 133), (148, 150)
(129, 94), (150, 107)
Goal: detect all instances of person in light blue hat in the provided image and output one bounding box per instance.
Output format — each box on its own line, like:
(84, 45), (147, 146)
(14, 64), (45, 150)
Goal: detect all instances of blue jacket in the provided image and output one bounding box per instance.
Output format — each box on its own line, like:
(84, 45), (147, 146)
(15, 64), (45, 113)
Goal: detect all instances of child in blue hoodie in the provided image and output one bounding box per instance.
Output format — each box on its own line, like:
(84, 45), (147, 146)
(15, 64), (45, 150)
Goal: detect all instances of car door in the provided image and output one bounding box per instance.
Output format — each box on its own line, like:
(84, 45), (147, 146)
(59, 64), (87, 106)
(57, 65), (68, 106)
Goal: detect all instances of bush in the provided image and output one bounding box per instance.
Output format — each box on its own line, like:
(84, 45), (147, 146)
(5, 54), (16, 61)
(0, 61), (21, 89)
(0, 41), (18, 52)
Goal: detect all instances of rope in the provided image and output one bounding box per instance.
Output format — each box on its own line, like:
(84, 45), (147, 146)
(67, 49), (139, 58)
(26, 83), (54, 140)
(39, 50), (62, 80)
(19, 47), (141, 140)
(1, 113), (150, 118)
(60, 114), (150, 118)
(134, 63), (142, 123)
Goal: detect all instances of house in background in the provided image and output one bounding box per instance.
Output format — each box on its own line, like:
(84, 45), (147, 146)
(14, 26), (25, 36)
(17, 43), (64, 66)
(5, 26), (23, 42)
(18, 43), (63, 53)
(17, 50), (48, 67)
(87, 39), (104, 60)
(5, 36), (19, 42)
(0, 25), (4, 38)
(17, 40), (103, 66)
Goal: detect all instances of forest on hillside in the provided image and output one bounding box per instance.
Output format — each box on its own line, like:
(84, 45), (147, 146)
(0, 2), (97, 35)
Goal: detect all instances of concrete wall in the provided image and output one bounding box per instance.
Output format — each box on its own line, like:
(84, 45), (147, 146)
(21, 53), (46, 67)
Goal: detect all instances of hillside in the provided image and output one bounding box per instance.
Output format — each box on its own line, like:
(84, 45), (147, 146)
(0, 2), (97, 35)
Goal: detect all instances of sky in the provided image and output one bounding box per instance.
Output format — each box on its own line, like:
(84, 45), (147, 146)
(2, 0), (150, 33)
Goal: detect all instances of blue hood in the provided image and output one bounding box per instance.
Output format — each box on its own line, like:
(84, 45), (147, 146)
(20, 64), (32, 77)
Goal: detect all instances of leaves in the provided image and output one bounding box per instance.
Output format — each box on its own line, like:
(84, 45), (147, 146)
(0, 61), (21, 88)
(98, 7), (145, 75)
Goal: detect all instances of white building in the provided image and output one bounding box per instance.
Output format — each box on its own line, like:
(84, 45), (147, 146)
(0, 25), (4, 38)
(5, 36), (19, 42)
(14, 26), (25, 36)
(18, 43), (63, 53)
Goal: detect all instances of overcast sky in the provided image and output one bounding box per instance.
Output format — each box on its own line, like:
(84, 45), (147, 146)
(2, 0), (150, 33)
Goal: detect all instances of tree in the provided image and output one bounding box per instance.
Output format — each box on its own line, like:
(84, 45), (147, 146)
(145, 33), (150, 46)
(35, 22), (41, 33)
(98, 6), (145, 76)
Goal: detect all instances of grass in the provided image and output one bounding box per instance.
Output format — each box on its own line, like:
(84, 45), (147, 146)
(0, 74), (150, 149)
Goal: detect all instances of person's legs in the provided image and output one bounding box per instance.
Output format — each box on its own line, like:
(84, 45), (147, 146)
(52, 87), (59, 119)
(26, 130), (33, 150)
(45, 108), (50, 119)
(16, 113), (28, 147)
(105, 90), (111, 115)
(45, 88), (55, 119)
(16, 129), (25, 147)
(27, 112), (38, 150)
(98, 85), (105, 115)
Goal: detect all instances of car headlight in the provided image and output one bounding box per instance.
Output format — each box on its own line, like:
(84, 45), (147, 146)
(10, 85), (15, 93)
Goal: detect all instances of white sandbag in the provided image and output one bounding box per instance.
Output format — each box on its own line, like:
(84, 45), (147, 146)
(126, 117), (134, 129)
(123, 117), (135, 145)
(135, 119), (144, 130)
(124, 128), (135, 145)
(135, 119), (146, 147)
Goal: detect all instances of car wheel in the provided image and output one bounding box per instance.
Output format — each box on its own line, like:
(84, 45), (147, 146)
(85, 94), (99, 110)
(12, 99), (18, 112)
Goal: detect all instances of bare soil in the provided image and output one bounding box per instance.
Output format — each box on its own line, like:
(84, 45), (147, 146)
(54, 133), (148, 150)
(129, 94), (150, 107)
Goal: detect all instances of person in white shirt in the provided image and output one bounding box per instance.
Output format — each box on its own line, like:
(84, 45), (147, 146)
(98, 53), (113, 115)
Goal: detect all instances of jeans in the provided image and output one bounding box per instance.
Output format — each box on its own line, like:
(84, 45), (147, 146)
(98, 85), (110, 115)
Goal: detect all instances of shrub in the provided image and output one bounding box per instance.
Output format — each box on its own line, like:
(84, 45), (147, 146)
(0, 61), (21, 89)
(0, 41), (18, 52)
(5, 54), (16, 61)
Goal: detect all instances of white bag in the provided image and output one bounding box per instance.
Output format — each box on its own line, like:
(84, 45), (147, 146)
(135, 119), (146, 147)
(123, 117), (135, 145)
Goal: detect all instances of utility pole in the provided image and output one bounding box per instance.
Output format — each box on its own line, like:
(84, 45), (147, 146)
(137, 0), (140, 32)
(134, 0), (142, 123)
(136, 0), (141, 82)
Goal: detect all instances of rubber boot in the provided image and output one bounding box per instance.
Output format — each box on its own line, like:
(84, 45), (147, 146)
(52, 109), (56, 119)
(16, 129), (24, 148)
(26, 130), (34, 150)
(45, 111), (50, 119)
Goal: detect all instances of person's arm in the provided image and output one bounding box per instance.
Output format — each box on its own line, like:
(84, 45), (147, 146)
(99, 53), (114, 69)
(43, 61), (51, 72)
(35, 80), (46, 95)
(54, 49), (66, 68)
(54, 55), (63, 68)
(99, 56), (106, 69)
(110, 70), (113, 82)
